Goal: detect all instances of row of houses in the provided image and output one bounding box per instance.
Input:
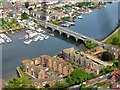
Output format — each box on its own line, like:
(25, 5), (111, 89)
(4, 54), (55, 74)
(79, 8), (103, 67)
(21, 55), (74, 77)
(62, 48), (104, 75)
(21, 54), (74, 87)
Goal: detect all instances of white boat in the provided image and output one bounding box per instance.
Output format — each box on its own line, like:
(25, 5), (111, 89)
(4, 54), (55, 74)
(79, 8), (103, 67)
(36, 28), (43, 33)
(61, 23), (70, 27)
(67, 22), (75, 26)
(43, 31), (45, 33)
(45, 36), (49, 39)
(26, 30), (32, 33)
(25, 35), (29, 39)
(89, 9), (93, 13)
(77, 16), (82, 19)
(39, 37), (44, 40)
(0, 38), (5, 44)
(39, 33), (46, 38)
(24, 39), (32, 45)
(33, 36), (40, 42)
(6, 39), (12, 43)
(11, 31), (15, 34)
(29, 32), (38, 38)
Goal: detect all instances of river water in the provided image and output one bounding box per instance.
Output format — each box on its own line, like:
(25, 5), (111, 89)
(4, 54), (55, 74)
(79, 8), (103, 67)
(2, 2), (119, 82)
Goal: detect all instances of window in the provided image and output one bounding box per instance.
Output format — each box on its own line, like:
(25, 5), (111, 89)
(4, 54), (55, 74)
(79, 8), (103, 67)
(79, 58), (81, 64)
(84, 60), (86, 67)
(92, 63), (94, 67)
(73, 56), (75, 62)
(69, 53), (70, 60)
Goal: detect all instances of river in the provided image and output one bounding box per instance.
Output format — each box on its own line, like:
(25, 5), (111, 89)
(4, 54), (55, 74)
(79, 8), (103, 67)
(2, 2), (119, 82)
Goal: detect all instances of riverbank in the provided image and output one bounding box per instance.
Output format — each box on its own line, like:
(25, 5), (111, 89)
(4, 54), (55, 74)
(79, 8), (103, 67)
(102, 26), (120, 42)
(102, 26), (120, 48)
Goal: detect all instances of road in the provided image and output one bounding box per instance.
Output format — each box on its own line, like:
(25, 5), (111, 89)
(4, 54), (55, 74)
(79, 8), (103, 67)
(69, 73), (111, 89)
(85, 54), (111, 66)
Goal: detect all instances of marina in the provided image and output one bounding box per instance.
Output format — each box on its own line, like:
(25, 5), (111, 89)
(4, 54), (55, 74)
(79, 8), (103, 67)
(2, 2), (119, 82)
(0, 33), (12, 44)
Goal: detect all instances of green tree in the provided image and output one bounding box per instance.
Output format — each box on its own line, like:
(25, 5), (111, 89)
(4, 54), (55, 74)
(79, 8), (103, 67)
(8, 79), (14, 84)
(25, 2), (29, 8)
(66, 68), (90, 86)
(12, 2), (14, 5)
(28, 7), (33, 11)
(13, 77), (18, 82)
(102, 51), (115, 61)
(21, 12), (28, 20)
(45, 84), (50, 88)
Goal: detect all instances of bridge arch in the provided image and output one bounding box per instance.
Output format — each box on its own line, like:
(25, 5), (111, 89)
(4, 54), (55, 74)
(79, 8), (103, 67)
(69, 35), (76, 41)
(61, 32), (67, 38)
(54, 30), (60, 34)
(77, 39), (86, 44)
(47, 27), (52, 31)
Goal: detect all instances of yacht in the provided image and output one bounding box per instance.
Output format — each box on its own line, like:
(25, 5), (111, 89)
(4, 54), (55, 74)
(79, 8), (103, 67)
(61, 23), (70, 27)
(29, 32), (38, 38)
(77, 16), (82, 19)
(67, 22), (75, 26)
(39, 37), (44, 40)
(36, 28), (43, 33)
(33, 36), (40, 42)
(25, 35), (29, 39)
(0, 38), (5, 44)
(26, 30), (32, 34)
(6, 39), (12, 43)
(24, 39), (32, 45)
(45, 36), (49, 39)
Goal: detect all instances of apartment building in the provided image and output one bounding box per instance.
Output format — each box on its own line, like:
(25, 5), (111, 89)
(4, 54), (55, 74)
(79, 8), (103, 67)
(62, 48), (103, 74)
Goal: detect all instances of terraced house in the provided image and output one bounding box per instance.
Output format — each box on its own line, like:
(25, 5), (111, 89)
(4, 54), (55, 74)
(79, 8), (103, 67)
(20, 54), (74, 87)
(62, 48), (103, 75)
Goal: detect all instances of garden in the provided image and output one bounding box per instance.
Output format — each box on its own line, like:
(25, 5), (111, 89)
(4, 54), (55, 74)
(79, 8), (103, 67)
(1, 18), (21, 32)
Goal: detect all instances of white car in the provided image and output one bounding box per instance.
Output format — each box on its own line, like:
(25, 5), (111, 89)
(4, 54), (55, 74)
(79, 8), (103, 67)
(99, 76), (103, 79)
(106, 74), (109, 76)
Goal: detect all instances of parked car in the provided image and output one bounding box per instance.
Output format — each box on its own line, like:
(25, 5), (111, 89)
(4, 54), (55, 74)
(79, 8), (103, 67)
(86, 81), (90, 83)
(99, 76), (103, 79)
(90, 83), (94, 85)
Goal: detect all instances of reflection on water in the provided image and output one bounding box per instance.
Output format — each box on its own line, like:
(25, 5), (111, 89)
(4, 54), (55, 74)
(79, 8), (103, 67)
(66, 2), (118, 40)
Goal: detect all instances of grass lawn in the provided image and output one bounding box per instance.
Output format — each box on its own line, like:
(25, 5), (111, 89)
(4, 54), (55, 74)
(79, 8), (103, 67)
(87, 82), (112, 88)
(104, 27), (120, 48)
(49, 20), (60, 25)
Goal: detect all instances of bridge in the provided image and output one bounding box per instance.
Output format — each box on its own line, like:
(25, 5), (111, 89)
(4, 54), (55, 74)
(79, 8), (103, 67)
(39, 21), (97, 43)
(36, 19), (119, 52)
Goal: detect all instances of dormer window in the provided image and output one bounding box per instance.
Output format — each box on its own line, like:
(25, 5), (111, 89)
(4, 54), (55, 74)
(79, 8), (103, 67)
(73, 56), (75, 62)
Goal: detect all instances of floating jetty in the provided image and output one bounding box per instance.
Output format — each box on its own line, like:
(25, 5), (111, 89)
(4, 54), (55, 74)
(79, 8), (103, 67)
(16, 67), (22, 78)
